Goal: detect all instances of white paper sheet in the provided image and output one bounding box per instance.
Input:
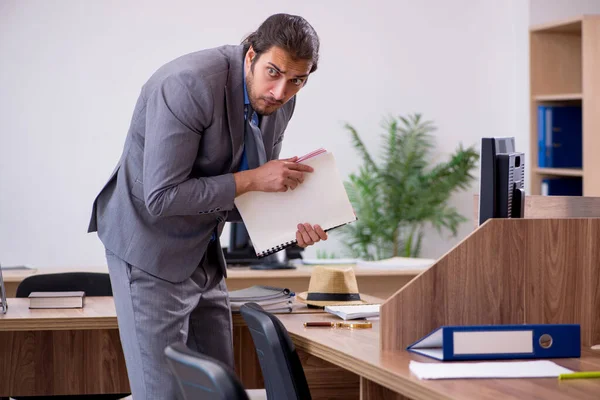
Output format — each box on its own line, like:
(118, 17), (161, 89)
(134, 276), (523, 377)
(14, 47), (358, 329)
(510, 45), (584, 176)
(324, 304), (380, 320)
(356, 257), (435, 270)
(409, 360), (573, 380)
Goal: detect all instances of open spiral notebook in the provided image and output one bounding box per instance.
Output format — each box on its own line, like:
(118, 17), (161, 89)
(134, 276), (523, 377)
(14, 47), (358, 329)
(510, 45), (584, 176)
(234, 149), (357, 258)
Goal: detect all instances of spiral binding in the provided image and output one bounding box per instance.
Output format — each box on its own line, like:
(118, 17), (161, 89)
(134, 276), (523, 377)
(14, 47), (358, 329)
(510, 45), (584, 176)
(254, 223), (352, 258)
(256, 239), (298, 258)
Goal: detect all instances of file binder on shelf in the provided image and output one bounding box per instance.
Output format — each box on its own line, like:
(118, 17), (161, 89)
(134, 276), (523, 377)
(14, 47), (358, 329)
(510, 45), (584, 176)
(406, 324), (581, 361)
(234, 149), (357, 258)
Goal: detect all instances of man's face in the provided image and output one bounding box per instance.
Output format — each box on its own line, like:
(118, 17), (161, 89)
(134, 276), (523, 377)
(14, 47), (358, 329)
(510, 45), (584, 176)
(245, 45), (312, 116)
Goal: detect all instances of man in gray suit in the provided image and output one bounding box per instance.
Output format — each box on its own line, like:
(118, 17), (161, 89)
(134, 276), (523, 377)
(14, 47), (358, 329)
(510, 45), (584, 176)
(88, 13), (325, 399)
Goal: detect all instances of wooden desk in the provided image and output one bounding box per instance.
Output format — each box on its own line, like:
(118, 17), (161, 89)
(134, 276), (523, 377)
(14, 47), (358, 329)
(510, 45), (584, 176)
(0, 296), (379, 398)
(3, 265), (422, 299)
(276, 313), (600, 400)
(3, 297), (597, 399)
(0, 297), (128, 397)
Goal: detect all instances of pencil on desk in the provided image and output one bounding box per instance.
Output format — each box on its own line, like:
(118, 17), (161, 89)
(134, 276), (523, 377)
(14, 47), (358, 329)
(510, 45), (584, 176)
(558, 371), (600, 380)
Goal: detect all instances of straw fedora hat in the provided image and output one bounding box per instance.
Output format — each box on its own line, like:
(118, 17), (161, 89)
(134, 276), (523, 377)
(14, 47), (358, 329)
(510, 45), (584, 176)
(296, 265), (368, 307)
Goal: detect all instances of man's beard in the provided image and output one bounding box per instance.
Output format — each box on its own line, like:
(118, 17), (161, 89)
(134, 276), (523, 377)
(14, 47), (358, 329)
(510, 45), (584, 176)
(246, 72), (282, 116)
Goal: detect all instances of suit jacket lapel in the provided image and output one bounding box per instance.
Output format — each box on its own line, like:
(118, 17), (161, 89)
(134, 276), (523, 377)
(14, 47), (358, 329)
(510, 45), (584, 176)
(224, 46), (245, 172)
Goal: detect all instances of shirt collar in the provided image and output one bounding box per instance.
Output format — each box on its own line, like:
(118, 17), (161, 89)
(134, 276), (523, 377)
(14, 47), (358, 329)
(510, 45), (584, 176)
(243, 61), (249, 106)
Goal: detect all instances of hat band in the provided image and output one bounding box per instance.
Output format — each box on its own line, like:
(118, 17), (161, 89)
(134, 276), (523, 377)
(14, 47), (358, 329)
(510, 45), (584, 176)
(306, 292), (361, 302)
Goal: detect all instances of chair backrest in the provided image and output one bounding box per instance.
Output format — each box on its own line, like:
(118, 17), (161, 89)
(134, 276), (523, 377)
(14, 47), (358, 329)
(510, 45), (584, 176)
(165, 342), (249, 400)
(16, 272), (113, 298)
(240, 303), (311, 400)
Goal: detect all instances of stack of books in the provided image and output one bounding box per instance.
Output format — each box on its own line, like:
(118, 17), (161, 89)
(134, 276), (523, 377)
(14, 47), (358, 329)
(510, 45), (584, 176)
(229, 285), (294, 313)
(29, 291), (85, 309)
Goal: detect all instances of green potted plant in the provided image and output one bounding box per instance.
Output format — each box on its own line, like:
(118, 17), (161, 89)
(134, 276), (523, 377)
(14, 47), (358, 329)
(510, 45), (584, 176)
(339, 113), (479, 261)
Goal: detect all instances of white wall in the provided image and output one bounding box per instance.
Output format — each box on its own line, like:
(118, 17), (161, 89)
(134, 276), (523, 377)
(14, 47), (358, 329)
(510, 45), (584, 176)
(530, 0), (600, 26)
(0, 0), (529, 268)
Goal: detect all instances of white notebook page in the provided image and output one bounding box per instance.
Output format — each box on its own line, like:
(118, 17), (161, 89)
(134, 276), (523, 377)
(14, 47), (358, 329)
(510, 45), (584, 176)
(409, 360), (573, 380)
(234, 151), (356, 256)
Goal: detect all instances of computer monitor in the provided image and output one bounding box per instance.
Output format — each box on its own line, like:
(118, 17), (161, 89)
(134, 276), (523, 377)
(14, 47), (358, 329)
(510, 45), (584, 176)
(225, 222), (260, 264)
(478, 137), (525, 226)
(223, 222), (300, 269)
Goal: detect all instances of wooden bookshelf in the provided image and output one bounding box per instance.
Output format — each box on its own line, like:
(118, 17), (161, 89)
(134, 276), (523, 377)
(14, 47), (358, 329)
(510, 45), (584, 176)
(533, 93), (582, 101)
(533, 167), (583, 177)
(529, 15), (600, 196)
(530, 16), (583, 34)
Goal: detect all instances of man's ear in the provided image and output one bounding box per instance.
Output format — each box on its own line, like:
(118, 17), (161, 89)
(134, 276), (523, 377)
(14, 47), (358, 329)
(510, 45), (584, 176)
(246, 46), (256, 64)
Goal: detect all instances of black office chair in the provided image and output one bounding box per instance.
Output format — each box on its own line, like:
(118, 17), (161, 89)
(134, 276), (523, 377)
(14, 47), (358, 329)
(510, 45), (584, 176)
(240, 303), (311, 400)
(165, 342), (265, 400)
(15, 272), (127, 400)
(16, 272), (113, 298)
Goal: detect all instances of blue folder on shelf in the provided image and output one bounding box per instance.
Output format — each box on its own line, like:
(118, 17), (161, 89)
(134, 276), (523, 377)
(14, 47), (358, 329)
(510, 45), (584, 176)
(542, 177), (582, 196)
(406, 324), (580, 361)
(537, 105), (582, 168)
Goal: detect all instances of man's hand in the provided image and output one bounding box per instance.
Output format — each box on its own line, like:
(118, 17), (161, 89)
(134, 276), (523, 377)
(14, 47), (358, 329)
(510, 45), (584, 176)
(234, 157), (313, 195)
(253, 157), (314, 192)
(296, 223), (328, 248)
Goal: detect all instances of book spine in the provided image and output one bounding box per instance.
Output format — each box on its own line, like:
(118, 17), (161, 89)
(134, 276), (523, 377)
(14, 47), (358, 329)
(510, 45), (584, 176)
(545, 107), (553, 167)
(538, 105), (545, 167)
(550, 106), (583, 168)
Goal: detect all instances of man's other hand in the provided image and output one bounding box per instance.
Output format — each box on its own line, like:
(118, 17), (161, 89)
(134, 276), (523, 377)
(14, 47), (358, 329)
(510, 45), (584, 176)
(296, 223), (327, 247)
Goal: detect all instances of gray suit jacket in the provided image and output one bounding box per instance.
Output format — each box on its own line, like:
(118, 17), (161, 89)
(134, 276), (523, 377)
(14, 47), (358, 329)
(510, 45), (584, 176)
(88, 45), (296, 283)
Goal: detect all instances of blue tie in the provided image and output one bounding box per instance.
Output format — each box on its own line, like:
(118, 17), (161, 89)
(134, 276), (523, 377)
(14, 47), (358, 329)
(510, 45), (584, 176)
(243, 105), (267, 170)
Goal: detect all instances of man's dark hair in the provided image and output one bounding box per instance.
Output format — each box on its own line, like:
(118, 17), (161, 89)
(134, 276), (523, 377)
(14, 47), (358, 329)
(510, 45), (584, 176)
(242, 13), (320, 73)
